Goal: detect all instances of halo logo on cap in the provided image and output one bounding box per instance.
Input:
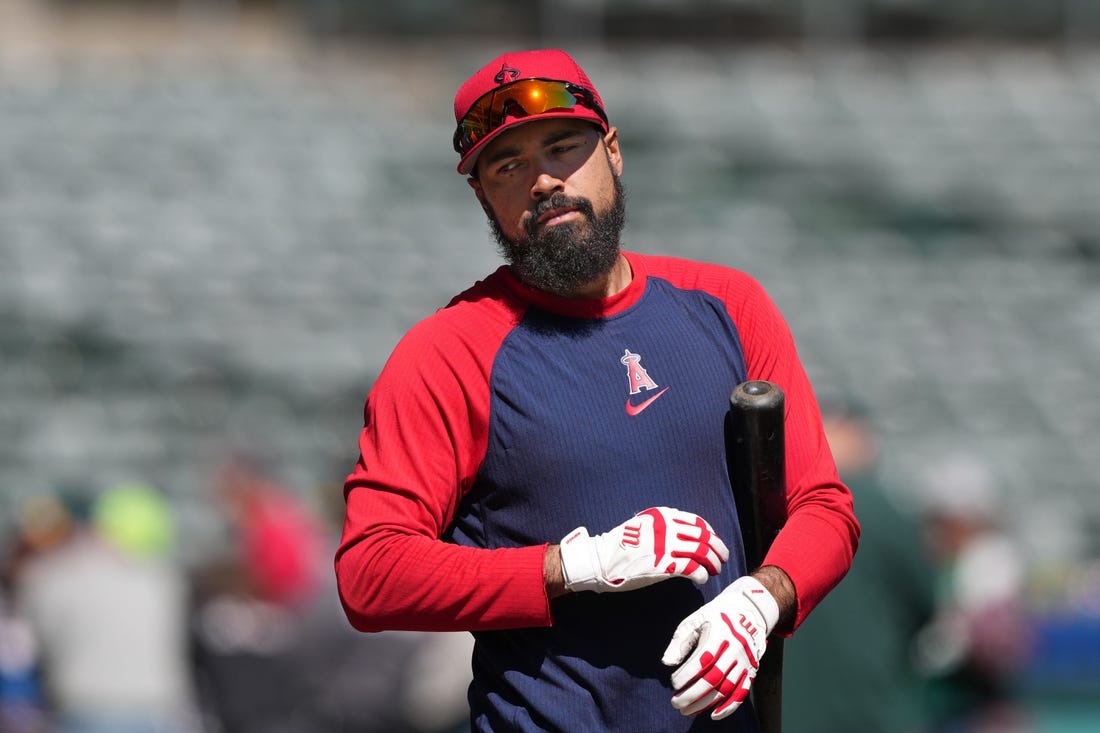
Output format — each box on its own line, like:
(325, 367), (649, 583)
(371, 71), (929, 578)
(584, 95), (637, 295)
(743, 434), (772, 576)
(494, 64), (520, 85)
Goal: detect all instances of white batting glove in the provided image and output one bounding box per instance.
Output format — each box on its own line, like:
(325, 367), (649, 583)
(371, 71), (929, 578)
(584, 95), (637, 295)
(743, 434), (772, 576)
(559, 507), (729, 593)
(662, 575), (780, 720)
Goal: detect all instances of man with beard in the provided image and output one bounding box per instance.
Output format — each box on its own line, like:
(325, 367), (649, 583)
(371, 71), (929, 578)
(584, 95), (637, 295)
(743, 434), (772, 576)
(336, 49), (859, 732)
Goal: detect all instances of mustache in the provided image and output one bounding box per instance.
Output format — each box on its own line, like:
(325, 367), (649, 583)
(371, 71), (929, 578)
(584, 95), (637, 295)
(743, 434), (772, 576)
(525, 193), (596, 237)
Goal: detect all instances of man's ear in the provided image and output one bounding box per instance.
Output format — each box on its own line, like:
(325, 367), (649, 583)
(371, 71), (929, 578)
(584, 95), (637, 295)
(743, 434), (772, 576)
(603, 127), (623, 177)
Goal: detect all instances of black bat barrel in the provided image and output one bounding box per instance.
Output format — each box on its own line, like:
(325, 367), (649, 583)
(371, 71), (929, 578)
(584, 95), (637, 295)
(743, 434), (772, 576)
(726, 380), (786, 570)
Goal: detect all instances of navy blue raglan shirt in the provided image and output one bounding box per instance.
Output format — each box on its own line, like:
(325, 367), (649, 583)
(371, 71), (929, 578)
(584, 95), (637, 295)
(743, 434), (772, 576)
(337, 251), (859, 732)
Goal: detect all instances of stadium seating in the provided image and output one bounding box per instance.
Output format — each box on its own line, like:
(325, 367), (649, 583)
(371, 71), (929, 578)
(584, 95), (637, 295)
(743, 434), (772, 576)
(0, 42), (1097, 570)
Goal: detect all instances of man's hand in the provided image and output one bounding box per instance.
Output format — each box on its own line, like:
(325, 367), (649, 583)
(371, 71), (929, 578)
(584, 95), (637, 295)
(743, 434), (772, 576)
(662, 575), (779, 720)
(558, 507), (729, 593)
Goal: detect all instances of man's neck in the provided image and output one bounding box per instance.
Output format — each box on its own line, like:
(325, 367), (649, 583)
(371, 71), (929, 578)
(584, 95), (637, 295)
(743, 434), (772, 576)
(562, 253), (632, 299)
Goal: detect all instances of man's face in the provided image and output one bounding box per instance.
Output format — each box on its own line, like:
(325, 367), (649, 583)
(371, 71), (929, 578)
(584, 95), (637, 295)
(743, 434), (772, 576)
(469, 119), (626, 296)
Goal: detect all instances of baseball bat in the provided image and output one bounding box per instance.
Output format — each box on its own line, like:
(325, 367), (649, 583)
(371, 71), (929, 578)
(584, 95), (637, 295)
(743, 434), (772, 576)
(726, 380), (787, 733)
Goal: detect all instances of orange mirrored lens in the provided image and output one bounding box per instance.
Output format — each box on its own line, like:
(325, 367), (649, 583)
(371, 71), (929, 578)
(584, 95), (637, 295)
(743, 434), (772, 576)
(454, 79), (588, 154)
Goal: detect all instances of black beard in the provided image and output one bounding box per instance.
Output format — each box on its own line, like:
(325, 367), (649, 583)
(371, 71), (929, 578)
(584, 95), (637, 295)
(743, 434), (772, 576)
(490, 175), (627, 297)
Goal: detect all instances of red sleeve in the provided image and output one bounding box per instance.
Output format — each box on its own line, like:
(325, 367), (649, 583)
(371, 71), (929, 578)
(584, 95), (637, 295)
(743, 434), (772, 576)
(726, 271), (860, 631)
(639, 253), (860, 632)
(335, 287), (554, 633)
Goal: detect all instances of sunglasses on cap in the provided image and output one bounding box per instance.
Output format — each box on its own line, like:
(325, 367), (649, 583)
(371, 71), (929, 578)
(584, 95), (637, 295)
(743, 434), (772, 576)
(453, 78), (607, 156)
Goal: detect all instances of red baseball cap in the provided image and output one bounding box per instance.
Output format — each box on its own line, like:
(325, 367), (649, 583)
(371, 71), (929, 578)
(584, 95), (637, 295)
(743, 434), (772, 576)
(453, 49), (609, 175)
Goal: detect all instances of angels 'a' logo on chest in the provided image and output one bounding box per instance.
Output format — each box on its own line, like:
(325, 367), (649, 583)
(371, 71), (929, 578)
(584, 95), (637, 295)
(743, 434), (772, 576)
(621, 349), (670, 417)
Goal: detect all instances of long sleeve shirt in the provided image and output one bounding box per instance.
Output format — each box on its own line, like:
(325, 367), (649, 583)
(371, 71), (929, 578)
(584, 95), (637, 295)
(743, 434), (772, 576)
(337, 251), (859, 732)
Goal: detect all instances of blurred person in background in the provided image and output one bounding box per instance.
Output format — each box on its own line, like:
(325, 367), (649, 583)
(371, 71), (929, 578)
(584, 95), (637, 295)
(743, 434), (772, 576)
(209, 454), (328, 610)
(915, 454), (1034, 733)
(13, 482), (198, 733)
(782, 397), (937, 733)
(0, 594), (46, 730)
(0, 590), (47, 733)
(0, 496), (66, 733)
(190, 456), (472, 732)
(188, 454), (328, 732)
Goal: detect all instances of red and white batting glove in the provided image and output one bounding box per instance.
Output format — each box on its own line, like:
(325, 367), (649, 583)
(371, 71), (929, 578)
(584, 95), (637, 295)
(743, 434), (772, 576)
(662, 575), (780, 720)
(559, 507), (729, 593)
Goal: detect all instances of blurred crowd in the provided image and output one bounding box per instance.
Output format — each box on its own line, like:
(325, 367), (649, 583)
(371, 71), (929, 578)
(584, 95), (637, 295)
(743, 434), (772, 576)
(0, 457), (473, 733)
(1, 412), (1098, 733)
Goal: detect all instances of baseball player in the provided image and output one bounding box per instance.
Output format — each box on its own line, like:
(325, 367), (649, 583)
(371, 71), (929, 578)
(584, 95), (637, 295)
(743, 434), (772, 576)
(336, 49), (860, 732)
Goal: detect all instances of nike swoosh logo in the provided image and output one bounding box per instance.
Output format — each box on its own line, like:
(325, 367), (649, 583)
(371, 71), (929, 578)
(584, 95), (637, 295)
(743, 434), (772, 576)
(625, 386), (670, 417)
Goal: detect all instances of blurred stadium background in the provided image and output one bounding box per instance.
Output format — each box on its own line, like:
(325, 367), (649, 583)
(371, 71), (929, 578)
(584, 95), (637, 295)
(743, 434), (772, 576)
(2, 0), (1099, 730)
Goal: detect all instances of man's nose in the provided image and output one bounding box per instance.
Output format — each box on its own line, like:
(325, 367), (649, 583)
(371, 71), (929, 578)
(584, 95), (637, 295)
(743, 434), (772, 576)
(530, 171), (565, 201)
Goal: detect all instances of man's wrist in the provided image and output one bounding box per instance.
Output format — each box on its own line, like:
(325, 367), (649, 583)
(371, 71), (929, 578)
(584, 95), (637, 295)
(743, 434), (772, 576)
(544, 544), (569, 599)
(749, 565), (796, 633)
